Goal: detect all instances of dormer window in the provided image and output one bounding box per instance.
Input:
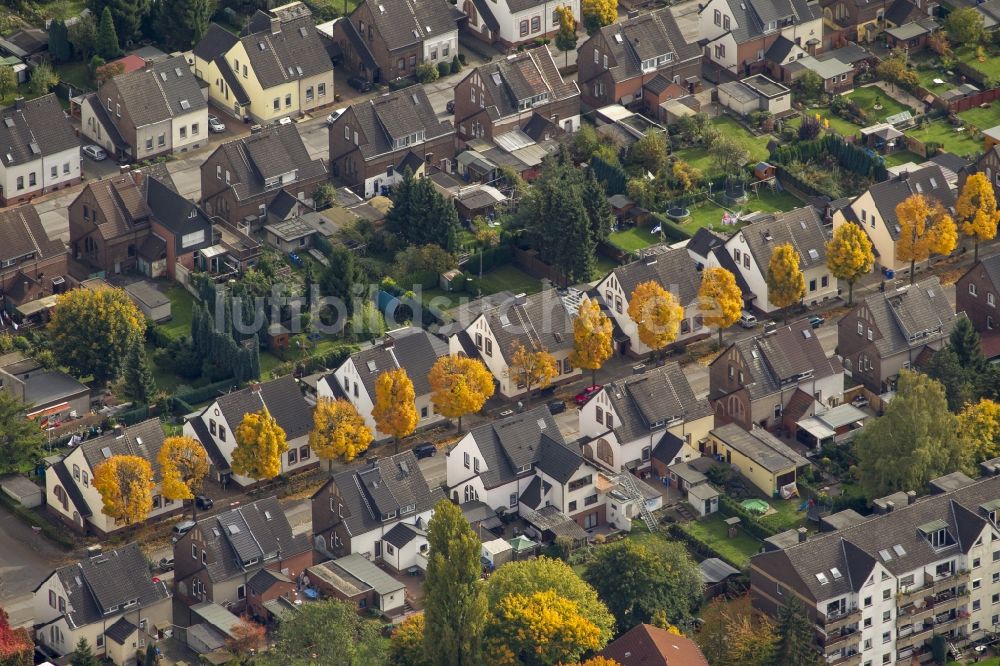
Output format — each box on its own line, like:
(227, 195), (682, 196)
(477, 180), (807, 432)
(517, 464), (532, 474)
(382, 510), (397, 520)
(394, 130), (426, 150)
(401, 504), (415, 514)
(243, 557), (259, 566)
(919, 519), (954, 549)
(765, 20), (777, 32)
(518, 93), (550, 110)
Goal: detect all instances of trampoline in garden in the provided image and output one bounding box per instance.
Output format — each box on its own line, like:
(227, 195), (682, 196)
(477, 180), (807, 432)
(741, 499), (770, 515)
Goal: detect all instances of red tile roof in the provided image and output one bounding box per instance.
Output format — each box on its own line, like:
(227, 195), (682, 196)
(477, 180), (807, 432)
(600, 624), (709, 666)
(110, 54), (148, 74)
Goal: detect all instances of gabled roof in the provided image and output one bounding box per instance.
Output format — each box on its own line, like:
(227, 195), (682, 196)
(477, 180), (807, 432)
(734, 206), (828, 272)
(962, 253), (1000, 293)
(709, 0), (820, 44)
(382, 521), (425, 548)
(343, 327), (449, 400)
(0, 204), (64, 266)
(348, 85), (454, 161)
(603, 363), (713, 445)
(108, 55), (206, 127)
(105, 617), (137, 645)
(765, 35), (797, 62)
(146, 176), (212, 240)
(51, 460), (93, 518)
(476, 289), (577, 364)
(313, 451), (443, 537)
(193, 23), (239, 62)
(0, 94), (78, 167)
(468, 0), (501, 32)
(79, 172), (152, 240)
(753, 475), (1000, 603)
(857, 276), (960, 359)
(79, 418), (167, 478)
(235, 3), (333, 89)
(211, 124), (327, 201)
(601, 623), (710, 666)
(215, 55), (250, 106)
(213, 375), (312, 441)
(472, 49), (579, 123)
(862, 164), (954, 240)
(607, 245), (701, 307)
(356, 0), (459, 50)
(885, 0), (922, 25)
(589, 8), (701, 85)
(712, 422), (808, 472)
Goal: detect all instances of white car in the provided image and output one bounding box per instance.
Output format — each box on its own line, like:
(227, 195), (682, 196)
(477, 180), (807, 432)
(207, 115), (226, 133)
(82, 145), (106, 161)
(326, 108), (345, 125)
(277, 116), (292, 126)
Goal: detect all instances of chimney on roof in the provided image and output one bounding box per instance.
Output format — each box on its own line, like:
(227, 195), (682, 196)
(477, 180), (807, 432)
(982, 460), (1000, 476)
(270, 16), (281, 34)
(113, 424), (124, 438)
(13, 97), (24, 110)
(907, 490), (917, 505)
(132, 169), (142, 187)
(250, 124), (263, 135)
(85, 544), (102, 558)
(885, 500), (895, 513)
(367, 456), (379, 468)
(627, 9), (639, 17)
(250, 382), (262, 394)
(797, 527), (807, 543)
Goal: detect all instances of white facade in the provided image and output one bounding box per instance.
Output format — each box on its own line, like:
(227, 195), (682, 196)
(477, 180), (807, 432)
(0, 144), (80, 200)
(490, 0), (581, 46)
(699, 0), (822, 73)
(171, 107), (210, 153)
(422, 29), (459, 64)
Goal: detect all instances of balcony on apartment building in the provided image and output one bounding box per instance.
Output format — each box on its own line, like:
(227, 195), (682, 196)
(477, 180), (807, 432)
(896, 644), (931, 664)
(895, 622), (934, 651)
(819, 607), (862, 633)
(825, 648), (862, 666)
(897, 570), (968, 604)
(820, 625), (861, 649)
(898, 588), (967, 626)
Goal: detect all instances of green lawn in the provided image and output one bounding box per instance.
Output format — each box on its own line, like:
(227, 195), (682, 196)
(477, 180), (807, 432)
(758, 498), (810, 532)
(259, 351), (285, 378)
(674, 116), (771, 175)
(54, 61), (91, 92)
(680, 515), (762, 568)
(787, 110), (861, 137)
(905, 119), (983, 158)
(157, 285), (195, 342)
(595, 255), (619, 276)
(842, 85), (914, 122)
(958, 104), (1000, 132)
(955, 45), (1000, 83)
(474, 265), (541, 296)
(912, 66), (958, 94)
(673, 188), (804, 236)
(948, 659), (1000, 666)
(883, 150), (923, 167)
(609, 226), (661, 252)
(38, 0), (87, 21)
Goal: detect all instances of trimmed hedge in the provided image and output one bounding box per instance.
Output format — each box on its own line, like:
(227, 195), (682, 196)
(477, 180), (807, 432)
(668, 522), (745, 571)
(717, 494), (780, 540)
(114, 404), (150, 426)
(651, 213), (693, 241)
(174, 378), (239, 407)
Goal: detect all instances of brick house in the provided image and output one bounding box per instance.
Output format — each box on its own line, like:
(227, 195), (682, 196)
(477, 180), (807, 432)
(577, 8), (702, 110)
(820, 0), (922, 49)
(955, 254), (1000, 339)
(327, 85), (456, 198)
(0, 204), (67, 309)
(462, 0), (581, 49)
(978, 145), (1000, 200)
(69, 173), (152, 277)
(200, 124), (328, 229)
(454, 47), (580, 143)
(143, 176), (214, 280)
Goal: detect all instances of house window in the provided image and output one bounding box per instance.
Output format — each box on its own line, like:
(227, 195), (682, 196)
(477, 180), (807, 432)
(714, 9), (721, 24)
(398, 58), (405, 70)
(421, 406), (428, 418)
(146, 138), (154, 150)
(306, 86), (314, 101)
(584, 494), (598, 506)
(881, 631), (891, 644)
(723, 15), (730, 29)
(990, 293), (996, 307)
(192, 544), (198, 558)
(485, 339), (493, 357)
(464, 452), (470, 469)
(180, 126), (187, 139)
(219, 426), (226, 442)
(273, 98), (280, 111)
(288, 449), (298, 465)
(300, 446), (310, 461)
(596, 406), (604, 422)
(990, 316), (995, 330)
(73, 464), (80, 480)
(285, 94), (292, 108)
(530, 16), (540, 32)
(158, 134), (165, 147)
(773, 404), (782, 419)
(318, 83), (326, 97)
(594, 50), (599, 64)
(48, 590), (56, 608)
(217, 165), (222, 180)
(443, 44), (450, 57)
(192, 123), (199, 135)
(82, 472), (88, 487)
(474, 458), (480, 473)
(857, 321), (864, 335)
(603, 55), (608, 69)
(971, 282), (979, 296)
(430, 48), (437, 60)
(209, 419), (216, 435)
(714, 44), (725, 59)
(509, 492), (517, 507)
(237, 585), (246, 600)
(606, 413), (613, 428)
(28, 172), (35, 187)
(734, 249), (741, 262)
(520, 20), (529, 36)
(50, 165), (57, 178)
(809, 279), (816, 292)
(569, 500), (577, 512)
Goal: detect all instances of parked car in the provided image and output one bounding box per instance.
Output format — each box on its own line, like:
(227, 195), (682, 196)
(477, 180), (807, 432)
(207, 115), (226, 133)
(446, 100), (455, 114)
(157, 557), (174, 573)
(739, 311), (757, 328)
(413, 442), (436, 459)
(347, 75), (372, 92)
(195, 495), (214, 510)
(171, 520), (196, 541)
(326, 108), (345, 125)
(852, 395), (870, 408)
(808, 315), (824, 329)
(277, 116), (292, 125)
(82, 145), (106, 161)
(574, 385), (602, 406)
(547, 399), (566, 415)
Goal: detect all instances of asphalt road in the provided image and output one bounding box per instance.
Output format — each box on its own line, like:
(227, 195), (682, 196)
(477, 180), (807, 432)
(0, 505), (72, 628)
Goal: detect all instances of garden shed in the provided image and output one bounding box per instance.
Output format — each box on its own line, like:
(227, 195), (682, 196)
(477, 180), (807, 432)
(0, 476), (42, 508)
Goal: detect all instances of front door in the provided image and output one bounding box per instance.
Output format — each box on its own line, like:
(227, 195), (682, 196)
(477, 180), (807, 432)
(374, 541), (382, 558)
(583, 512), (598, 529)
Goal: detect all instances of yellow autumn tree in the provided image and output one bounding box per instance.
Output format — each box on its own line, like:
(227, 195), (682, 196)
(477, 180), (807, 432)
(896, 193), (958, 284)
(428, 355), (495, 432)
(959, 398), (1000, 465)
(569, 296), (613, 384)
(765, 243), (806, 315)
(698, 267), (743, 346)
(93, 455), (154, 527)
(232, 408), (288, 481)
(309, 398), (373, 468)
(372, 368), (418, 453)
(627, 280), (684, 354)
(486, 590), (602, 666)
(507, 341), (559, 395)
(582, 0), (616, 32)
(826, 223), (875, 304)
(956, 172), (1000, 261)
(158, 436), (209, 508)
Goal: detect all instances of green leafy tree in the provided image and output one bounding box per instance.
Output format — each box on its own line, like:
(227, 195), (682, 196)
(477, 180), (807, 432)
(796, 70), (823, 100)
(313, 183), (336, 210)
(142, 643), (157, 666)
(95, 7), (121, 59)
(710, 133), (751, 186)
(70, 637), (98, 666)
(856, 370), (965, 498)
(927, 347), (977, 412)
(69, 13), (98, 60)
(121, 344), (157, 405)
(28, 64), (58, 97)
(773, 596), (821, 666)
(89, 0), (150, 44)
(582, 169), (612, 246)
(944, 7), (985, 45)
(153, 0), (215, 50)
(0, 392), (44, 476)
(385, 169), (459, 250)
(48, 20), (72, 63)
(629, 130), (668, 173)
(319, 245), (361, 325)
(0, 66), (15, 100)
(258, 599), (386, 665)
(949, 316), (986, 375)
(423, 499), (487, 666)
(584, 538), (701, 631)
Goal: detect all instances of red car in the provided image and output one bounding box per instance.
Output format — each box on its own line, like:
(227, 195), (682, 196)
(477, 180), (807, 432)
(574, 385), (603, 406)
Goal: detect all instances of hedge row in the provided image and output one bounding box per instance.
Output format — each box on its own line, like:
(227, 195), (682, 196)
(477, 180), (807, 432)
(113, 404), (150, 427)
(667, 522), (745, 571)
(174, 378), (240, 407)
(0, 487), (73, 550)
(717, 494), (780, 540)
(651, 213), (693, 242)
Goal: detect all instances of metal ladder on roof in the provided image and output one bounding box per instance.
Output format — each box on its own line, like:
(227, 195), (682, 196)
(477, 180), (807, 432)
(618, 472), (659, 533)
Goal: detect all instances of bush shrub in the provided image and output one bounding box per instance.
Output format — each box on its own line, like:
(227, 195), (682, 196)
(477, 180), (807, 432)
(415, 62), (438, 83)
(451, 54), (461, 73)
(436, 61), (450, 78)
(717, 495), (779, 539)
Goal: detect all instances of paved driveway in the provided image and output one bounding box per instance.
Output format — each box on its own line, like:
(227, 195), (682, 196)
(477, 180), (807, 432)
(0, 505), (71, 628)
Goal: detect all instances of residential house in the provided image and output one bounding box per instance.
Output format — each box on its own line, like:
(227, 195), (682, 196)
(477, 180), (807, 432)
(956, 254), (1000, 340)
(318, 327), (450, 440)
(716, 206), (835, 313)
(577, 8), (701, 110)
(310, 451), (444, 569)
(784, 53), (856, 93)
(462, 0), (580, 49)
(977, 145), (1000, 200)
(885, 17), (939, 52)
(446, 406), (608, 531)
(709, 318), (844, 431)
(44, 419), (186, 535)
(750, 473), (1000, 665)
(81, 55), (208, 162)
(32, 544), (172, 665)
(0, 352), (89, 426)
(143, 176), (214, 280)
(200, 123), (327, 229)
(192, 2), (335, 124)
(454, 47), (580, 143)
(334, 0), (461, 83)
(717, 74), (792, 116)
(596, 245), (707, 356)
(68, 172), (152, 277)
(183, 375), (315, 487)
(0, 95), (81, 205)
(327, 85), (456, 198)
(699, 0), (823, 80)
(601, 624), (710, 666)
(173, 496), (313, 611)
(832, 157), (954, 277)
(820, 0), (922, 49)
(838, 276), (961, 392)
(448, 289), (582, 399)
(707, 422), (808, 496)
(0, 204), (68, 310)
(0, 28), (47, 61)
(577, 363), (714, 478)
(306, 555), (406, 614)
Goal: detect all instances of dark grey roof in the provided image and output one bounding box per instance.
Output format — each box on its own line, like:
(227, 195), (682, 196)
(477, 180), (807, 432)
(885, 0), (922, 25)
(652, 431), (687, 465)
(856, 277), (959, 359)
(248, 568), (292, 595)
(700, 557), (741, 583)
(83, 94), (128, 151)
(339, 18), (378, 71)
(193, 23), (239, 62)
(214, 375), (312, 441)
(765, 35), (796, 63)
(709, 0), (819, 44)
(471, 48), (578, 123)
(382, 521), (424, 548)
(51, 460), (93, 518)
(737, 206), (828, 271)
(348, 85), (454, 161)
(609, 246), (701, 306)
(753, 475), (1000, 602)
(105, 617), (136, 645)
(146, 177), (213, 249)
(211, 124), (327, 201)
(712, 246), (754, 300)
(476, 289), (576, 364)
(186, 412), (230, 472)
(815, 43), (870, 65)
(925, 151), (973, 177)
(0, 204), (64, 266)
(711, 423), (808, 472)
(269, 189), (300, 220)
(0, 95), (78, 167)
(79, 418), (167, 478)
(603, 363), (712, 444)
(109, 55), (206, 127)
(236, 5), (333, 89)
(972, 254), (1000, 292)
(519, 475), (544, 508)
(74, 543), (168, 616)
(344, 328), (449, 401)
(864, 165), (954, 240)
(468, 0), (501, 31)
(588, 8), (701, 86)
(357, 0), (458, 51)
(315, 451), (443, 537)
(22, 369), (89, 408)
(215, 56), (250, 106)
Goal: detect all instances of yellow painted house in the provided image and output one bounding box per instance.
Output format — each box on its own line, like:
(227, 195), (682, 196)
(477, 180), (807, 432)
(192, 2), (334, 124)
(707, 423), (808, 498)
